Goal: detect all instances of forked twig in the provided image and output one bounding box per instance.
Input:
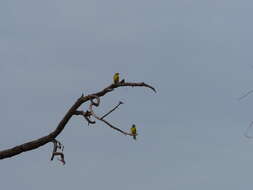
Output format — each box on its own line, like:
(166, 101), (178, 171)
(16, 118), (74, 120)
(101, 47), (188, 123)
(88, 95), (133, 136)
(51, 139), (65, 165)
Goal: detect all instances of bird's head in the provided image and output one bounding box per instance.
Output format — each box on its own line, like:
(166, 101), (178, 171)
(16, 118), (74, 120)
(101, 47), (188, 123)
(115, 72), (119, 76)
(132, 124), (136, 128)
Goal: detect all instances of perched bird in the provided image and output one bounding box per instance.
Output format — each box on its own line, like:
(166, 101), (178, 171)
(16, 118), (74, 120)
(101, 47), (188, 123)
(131, 124), (137, 140)
(113, 72), (119, 84)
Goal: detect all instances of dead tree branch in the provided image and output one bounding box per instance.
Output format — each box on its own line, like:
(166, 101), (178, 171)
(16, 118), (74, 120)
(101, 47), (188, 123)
(0, 81), (155, 160)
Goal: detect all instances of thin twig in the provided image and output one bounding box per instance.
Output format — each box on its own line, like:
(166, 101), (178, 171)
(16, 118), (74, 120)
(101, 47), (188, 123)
(244, 121), (253, 139)
(238, 89), (253, 101)
(101, 101), (124, 119)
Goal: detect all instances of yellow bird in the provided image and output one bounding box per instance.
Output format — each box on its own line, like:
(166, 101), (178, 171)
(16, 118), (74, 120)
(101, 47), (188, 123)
(131, 124), (137, 140)
(113, 72), (119, 84)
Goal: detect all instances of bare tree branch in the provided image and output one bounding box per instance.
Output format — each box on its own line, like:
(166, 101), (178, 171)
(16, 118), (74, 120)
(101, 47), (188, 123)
(0, 81), (155, 160)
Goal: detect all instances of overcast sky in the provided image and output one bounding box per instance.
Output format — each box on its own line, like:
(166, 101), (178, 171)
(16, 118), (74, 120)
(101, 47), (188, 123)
(1, 0), (253, 189)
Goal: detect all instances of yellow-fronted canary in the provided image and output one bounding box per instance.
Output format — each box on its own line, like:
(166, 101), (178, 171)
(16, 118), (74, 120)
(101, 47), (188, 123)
(131, 124), (137, 140)
(113, 72), (119, 84)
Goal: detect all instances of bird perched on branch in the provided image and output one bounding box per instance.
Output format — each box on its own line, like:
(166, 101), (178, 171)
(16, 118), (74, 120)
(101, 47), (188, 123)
(131, 124), (137, 140)
(113, 72), (119, 84)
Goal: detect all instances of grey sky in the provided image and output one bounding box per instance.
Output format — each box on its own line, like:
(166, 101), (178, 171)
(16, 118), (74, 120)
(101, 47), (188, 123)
(1, 0), (253, 189)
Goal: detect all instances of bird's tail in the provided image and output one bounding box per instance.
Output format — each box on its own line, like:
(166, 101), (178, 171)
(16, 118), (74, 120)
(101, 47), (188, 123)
(133, 135), (136, 140)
